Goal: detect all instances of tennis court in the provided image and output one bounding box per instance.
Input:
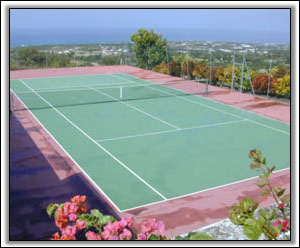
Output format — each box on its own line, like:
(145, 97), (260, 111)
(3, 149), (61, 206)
(10, 73), (290, 212)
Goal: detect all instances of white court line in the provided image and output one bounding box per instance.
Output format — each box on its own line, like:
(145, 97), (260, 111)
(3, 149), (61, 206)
(96, 119), (248, 143)
(13, 81), (139, 94)
(10, 89), (122, 213)
(12, 73), (126, 80)
(18, 79), (167, 201)
(13, 77), (290, 212)
(87, 86), (181, 130)
(112, 74), (290, 136)
(120, 168), (290, 212)
(247, 119), (290, 136)
(122, 73), (291, 126)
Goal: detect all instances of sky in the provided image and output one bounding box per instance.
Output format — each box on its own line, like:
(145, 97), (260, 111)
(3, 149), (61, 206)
(10, 9), (290, 32)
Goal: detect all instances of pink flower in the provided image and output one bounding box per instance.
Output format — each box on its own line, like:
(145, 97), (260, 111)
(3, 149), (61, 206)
(103, 222), (113, 232)
(273, 220), (282, 227)
(141, 218), (157, 233)
(71, 195), (87, 213)
(103, 221), (119, 233)
(137, 233), (147, 240)
(156, 220), (165, 233)
(119, 228), (132, 240)
(85, 231), (101, 240)
(60, 234), (72, 240)
(101, 230), (111, 240)
(125, 216), (134, 227)
(61, 225), (77, 240)
(113, 221), (123, 232)
(64, 202), (78, 215)
(71, 195), (81, 203)
(63, 202), (72, 215)
(55, 208), (68, 230)
(68, 213), (77, 222)
(119, 219), (128, 229)
(140, 218), (166, 235)
(141, 223), (152, 234)
(50, 232), (61, 240)
(69, 203), (79, 214)
(281, 219), (290, 232)
(75, 219), (86, 230)
(108, 235), (119, 240)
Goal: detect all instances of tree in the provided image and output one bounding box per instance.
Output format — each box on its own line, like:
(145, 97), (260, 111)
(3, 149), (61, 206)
(210, 66), (224, 85)
(221, 65), (241, 88)
(18, 47), (46, 68)
(153, 61), (170, 75)
(215, 67), (225, 84)
(192, 62), (209, 79)
(272, 67), (287, 80)
(48, 53), (71, 68)
(182, 60), (196, 80)
(172, 54), (195, 79)
(168, 59), (181, 77)
(102, 55), (120, 65)
(241, 69), (257, 92)
(272, 74), (290, 96)
(252, 74), (276, 93)
(131, 29), (168, 69)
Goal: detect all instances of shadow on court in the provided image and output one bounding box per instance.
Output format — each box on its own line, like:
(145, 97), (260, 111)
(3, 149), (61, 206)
(9, 112), (120, 241)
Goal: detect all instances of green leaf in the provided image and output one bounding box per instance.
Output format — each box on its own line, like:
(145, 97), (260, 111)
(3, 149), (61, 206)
(266, 222), (281, 239)
(186, 232), (214, 240)
(229, 197), (259, 226)
(78, 214), (97, 228)
(255, 174), (268, 188)
(281, 194), (290, 204)
(258, 209), (267, 219)
(174, 235), (185, 240)
(99, 215), (116, 226)
(250, 161), (261, 169)
(276, 188), (286, 198)
(260, 189), (271, 197)
(229, 205), (244, 225)
(267, 209), (276, 221)
(240, 197), (259, 213)
(262, 157), (267, 165)
(148, 234), (161, 240)
(46, 204), (59, 218)
(243, 218), (263, 240)
(90, 209), (103, 218)
(258, 215), (267, 227)
(258, 209), (271, 226)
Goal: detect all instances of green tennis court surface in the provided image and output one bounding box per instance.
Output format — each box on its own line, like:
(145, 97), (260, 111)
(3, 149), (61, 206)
(10, 73), (290, 211)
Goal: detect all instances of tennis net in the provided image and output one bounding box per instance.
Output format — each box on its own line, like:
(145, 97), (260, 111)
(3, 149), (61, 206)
(10, 82), (207, 112)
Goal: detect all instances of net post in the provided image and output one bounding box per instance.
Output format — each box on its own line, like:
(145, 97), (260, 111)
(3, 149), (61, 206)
(267, 60), (272, 99)
(239, 55), (245, 93)
(231, 53), (235, 91)
(205, 79), (209, 95)
(120, 86), (123, 100)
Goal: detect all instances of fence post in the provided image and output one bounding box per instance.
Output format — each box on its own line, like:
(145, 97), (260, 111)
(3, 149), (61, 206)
(267, 60), (272, 99)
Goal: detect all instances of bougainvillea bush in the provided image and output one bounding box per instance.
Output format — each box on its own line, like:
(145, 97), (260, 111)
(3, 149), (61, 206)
(47, 195), (169, 240)
(252, 74), (277, 93)
(272, 75), (290, 96)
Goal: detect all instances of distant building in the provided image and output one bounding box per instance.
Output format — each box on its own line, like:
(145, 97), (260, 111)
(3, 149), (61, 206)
(241, 44), (252, 48)
(219, 49), (232, 53)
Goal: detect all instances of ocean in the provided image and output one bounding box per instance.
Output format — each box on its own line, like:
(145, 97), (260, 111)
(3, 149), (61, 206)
(10, 28), (290, 47)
